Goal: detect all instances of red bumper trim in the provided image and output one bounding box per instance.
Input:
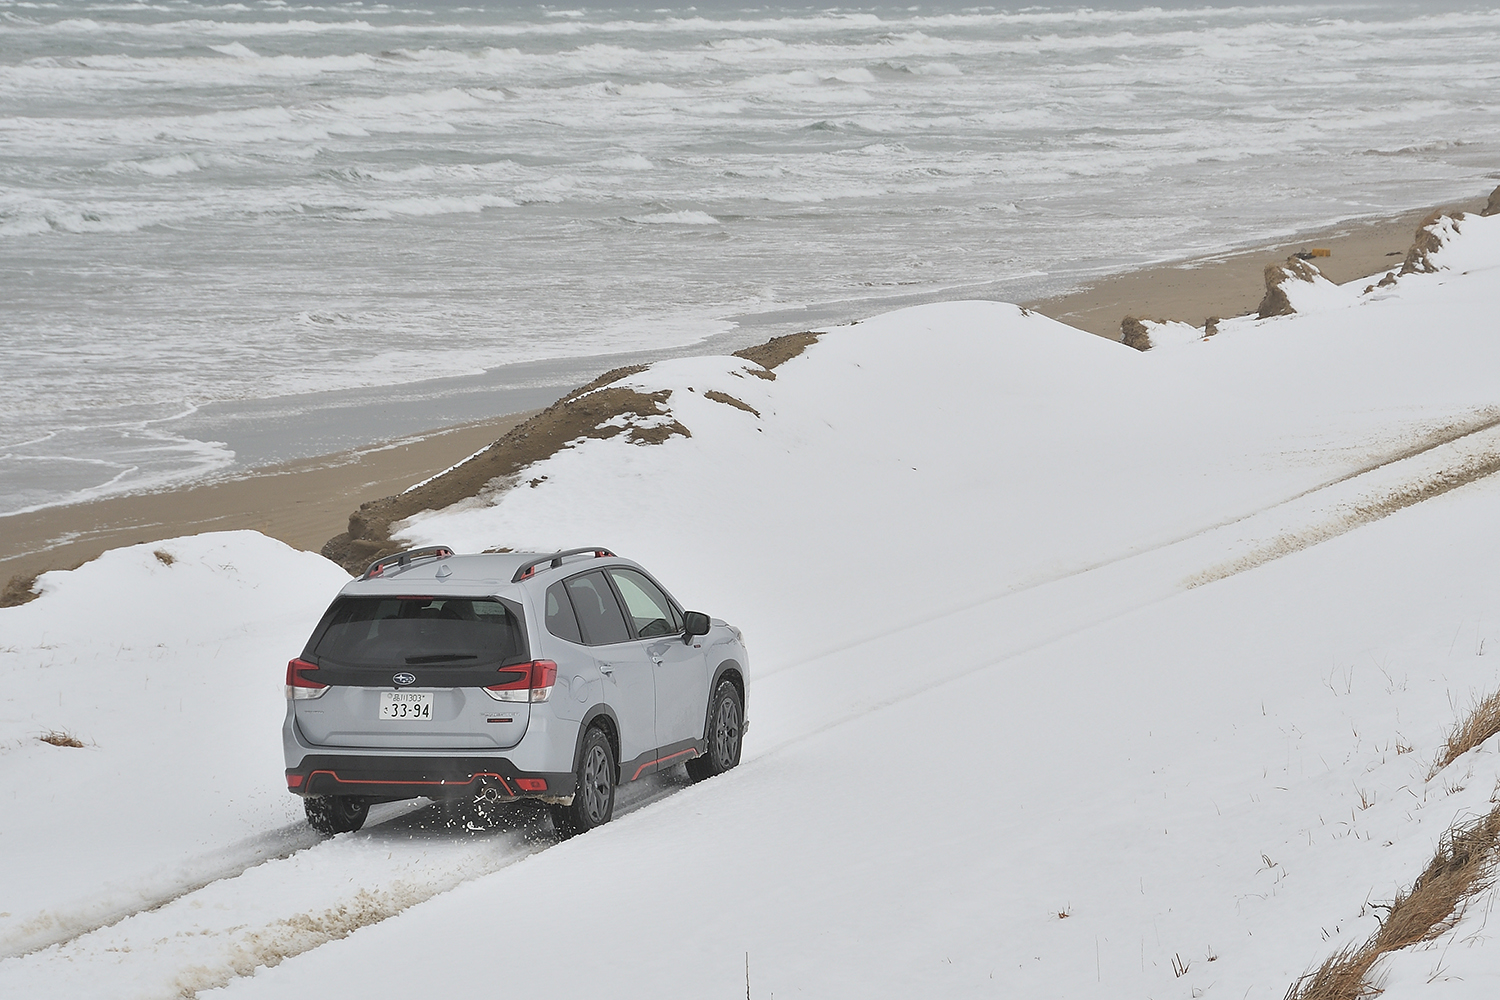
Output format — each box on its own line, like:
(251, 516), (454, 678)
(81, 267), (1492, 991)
(306, 769), (514, 796)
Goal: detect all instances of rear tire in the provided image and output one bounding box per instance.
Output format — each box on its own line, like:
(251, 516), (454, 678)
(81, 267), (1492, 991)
(304, 794), (369, 835)
(686, 680), (743, 782)
(550, 726), (615, 838)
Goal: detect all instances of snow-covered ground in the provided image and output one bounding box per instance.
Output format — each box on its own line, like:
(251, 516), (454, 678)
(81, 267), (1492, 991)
(3, 212), (1499, 998)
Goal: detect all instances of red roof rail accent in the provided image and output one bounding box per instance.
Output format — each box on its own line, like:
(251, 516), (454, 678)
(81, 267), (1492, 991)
(510, 547), (616, 583)
(361, 545), (454, 580)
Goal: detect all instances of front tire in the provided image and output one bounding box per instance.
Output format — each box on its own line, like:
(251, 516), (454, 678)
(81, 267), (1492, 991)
(550, 726), (615, 838)
(304, 794), (369, 835)
(686, 680), (743, 782)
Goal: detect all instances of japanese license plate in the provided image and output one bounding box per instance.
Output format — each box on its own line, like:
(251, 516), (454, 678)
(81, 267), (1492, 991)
(380, 691), (433, 721)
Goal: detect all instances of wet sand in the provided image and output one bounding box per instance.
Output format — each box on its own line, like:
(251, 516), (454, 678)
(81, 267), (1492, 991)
(3, 194), (1488, 593)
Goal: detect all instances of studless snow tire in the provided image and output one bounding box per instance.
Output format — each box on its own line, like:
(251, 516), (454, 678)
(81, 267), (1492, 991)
(686, 680), (743, 782)
(304, 794), (369, 835)
(550, 726), (615, 838)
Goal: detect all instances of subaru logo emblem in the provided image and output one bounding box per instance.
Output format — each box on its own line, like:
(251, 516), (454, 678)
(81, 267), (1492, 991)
(393, 672), (416, 687)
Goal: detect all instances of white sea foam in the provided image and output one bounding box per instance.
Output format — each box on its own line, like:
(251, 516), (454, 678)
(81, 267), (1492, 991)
(118, 152), (208, 176)
(598, 154), (653, 171)
(356, 193), (516, 218)
(207, 41), (256, 58)
(627, 210), (720, 225)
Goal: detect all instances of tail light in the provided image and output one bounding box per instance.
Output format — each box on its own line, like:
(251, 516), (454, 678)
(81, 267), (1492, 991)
(285, 659), (329, 700)
(484, 660), (558, 703)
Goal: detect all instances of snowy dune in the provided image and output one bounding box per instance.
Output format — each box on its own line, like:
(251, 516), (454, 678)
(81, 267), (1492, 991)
(3, 212), (1500, 998)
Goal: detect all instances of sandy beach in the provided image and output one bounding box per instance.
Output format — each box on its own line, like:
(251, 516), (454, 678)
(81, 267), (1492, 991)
(1028, 197), (1490, 339)
(1, 193), (1487, 596)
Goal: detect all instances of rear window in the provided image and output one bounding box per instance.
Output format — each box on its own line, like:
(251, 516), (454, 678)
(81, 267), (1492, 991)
(308, 596), (528, 668)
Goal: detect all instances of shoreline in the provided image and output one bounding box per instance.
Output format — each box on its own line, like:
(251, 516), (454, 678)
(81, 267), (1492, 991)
(4, 190), (1491, 595)
(0, 412), (535, 594)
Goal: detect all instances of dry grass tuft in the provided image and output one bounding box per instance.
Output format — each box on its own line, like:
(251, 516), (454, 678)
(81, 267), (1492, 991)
(1375, 809), (1500, 951)
(153, 549), (175, 566)
(1284, 943), (1383, 1000)
(1285, 805), (1500, 1000)
(1431, 690), (1500, 776)
(39, 730), (87, 748)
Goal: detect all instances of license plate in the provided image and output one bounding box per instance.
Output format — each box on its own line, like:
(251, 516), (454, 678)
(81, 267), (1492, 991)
(380, 691), (433, 721)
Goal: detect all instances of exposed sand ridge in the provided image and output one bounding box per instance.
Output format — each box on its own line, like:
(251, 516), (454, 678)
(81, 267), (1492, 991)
(319, 332), (820, 575)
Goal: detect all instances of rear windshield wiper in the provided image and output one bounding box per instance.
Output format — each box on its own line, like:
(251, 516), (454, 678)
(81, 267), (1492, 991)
(404, 654), (480, 664)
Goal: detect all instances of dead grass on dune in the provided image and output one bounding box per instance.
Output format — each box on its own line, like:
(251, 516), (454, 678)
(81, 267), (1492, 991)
(1286, 943), (1383, 1000)
(1431, 690), (1500, 778)
(38, 730), (87, 748)
(1287, 688), (1500, 1000)
(1287, 808), (1500, 999)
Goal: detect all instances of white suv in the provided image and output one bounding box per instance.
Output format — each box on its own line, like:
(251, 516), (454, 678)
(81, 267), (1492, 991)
(283, 546), (748, 836)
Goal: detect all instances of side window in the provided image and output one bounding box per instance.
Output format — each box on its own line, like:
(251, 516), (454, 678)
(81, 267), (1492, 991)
(545, 582), (583, 645)
(608, 568), (683, 639)
(564, 570), (631, 646)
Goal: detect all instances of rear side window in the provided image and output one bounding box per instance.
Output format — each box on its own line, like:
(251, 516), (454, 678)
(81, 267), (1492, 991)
(608, 568), (683, 638)
(564, 571), (631, 646)
(309, 596), (528, 668)
(545, 581), (583, 644)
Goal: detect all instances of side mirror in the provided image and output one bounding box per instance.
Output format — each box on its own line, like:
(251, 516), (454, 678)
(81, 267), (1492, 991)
(682, 611), (711, 643)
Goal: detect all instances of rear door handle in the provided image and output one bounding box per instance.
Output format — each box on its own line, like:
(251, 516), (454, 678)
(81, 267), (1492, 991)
(598, 662), (614, 677)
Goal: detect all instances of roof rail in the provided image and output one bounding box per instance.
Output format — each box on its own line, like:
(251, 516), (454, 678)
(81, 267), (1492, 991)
(511, 547), (616, 584)
(362, 545), (454, 580)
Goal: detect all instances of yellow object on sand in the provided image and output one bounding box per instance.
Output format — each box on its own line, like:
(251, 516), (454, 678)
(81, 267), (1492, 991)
(1308, 247), (1331, 257)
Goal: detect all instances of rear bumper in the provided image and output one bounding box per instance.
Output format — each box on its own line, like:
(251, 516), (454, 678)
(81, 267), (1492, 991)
(286, 753), (576, 803)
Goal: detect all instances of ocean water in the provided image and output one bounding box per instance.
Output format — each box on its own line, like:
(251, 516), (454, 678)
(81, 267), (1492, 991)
(2, 0), (1497, 516)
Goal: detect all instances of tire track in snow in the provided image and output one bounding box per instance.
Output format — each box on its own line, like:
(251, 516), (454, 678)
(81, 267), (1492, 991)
(0, 803), (414, 962)
(0, 777), (686, 999)
(745, 413), (1500, 762)
(1186, 422), (1500, 587)
(757, 408), (1500, 683)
